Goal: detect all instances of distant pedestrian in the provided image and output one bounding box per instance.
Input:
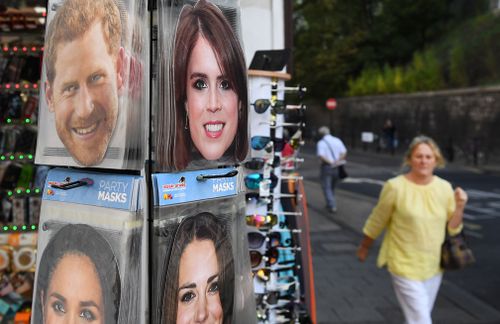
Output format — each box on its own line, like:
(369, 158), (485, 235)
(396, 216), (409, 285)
(357, 135), (468, 324)
(316, 126), (347, 213)
(382, 118), (397, 155)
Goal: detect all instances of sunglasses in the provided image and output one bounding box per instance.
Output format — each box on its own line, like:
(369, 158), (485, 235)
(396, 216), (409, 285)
(243, 158), (267, 170)
(246, 213), (279, 228)
(250, 248), (279, 268)
(250, 246), (301, 268)
(252, 265), (298, 282)
(244, 156), (285, 171)
(252, 99), (287, 114)
(244, 173), (279, 190)
(251, 136), (285, 152)
(248, 231), (282, 249)
(245, 192), (272, 206)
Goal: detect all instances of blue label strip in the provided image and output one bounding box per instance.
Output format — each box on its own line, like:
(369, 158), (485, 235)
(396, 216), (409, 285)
(153, 167), (237, 206)
(42, 168), (139, 211)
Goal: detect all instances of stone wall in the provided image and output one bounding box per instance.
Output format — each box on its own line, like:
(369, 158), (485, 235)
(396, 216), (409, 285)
(307, 86), (500, 165)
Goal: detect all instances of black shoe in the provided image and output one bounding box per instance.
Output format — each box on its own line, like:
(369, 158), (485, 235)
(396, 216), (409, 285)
(326, 206), (337, 213)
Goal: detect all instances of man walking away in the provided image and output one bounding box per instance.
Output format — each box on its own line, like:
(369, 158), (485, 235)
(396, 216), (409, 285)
(316, 126), (347, 213)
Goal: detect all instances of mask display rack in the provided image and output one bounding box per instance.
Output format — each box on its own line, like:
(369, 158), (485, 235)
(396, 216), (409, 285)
(245, 62), (315, 323)
(0, 3), (46, 322)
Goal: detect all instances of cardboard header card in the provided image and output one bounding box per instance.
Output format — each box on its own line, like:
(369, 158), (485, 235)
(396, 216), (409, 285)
(35, 0), (149, 170)
(152, 167), (238, 206)
(43, 168), (141, 211)
(154, 0), (249, 172)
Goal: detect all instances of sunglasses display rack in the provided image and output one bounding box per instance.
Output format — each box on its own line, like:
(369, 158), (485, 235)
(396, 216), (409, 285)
(245, 68), (313, 323)
(0, 4), (45, 320)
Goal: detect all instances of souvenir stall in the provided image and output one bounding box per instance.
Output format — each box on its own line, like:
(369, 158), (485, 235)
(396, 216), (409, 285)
(0, 0), (316, 323)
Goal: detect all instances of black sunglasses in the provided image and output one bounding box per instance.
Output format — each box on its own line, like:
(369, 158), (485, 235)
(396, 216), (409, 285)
(248, 231), (282, 249)
(251, 99), (287, 114)
(250, 248), (279, 268)
(243, 158), (266, 170)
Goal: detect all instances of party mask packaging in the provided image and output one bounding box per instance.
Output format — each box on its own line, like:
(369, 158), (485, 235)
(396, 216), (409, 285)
(154, 0), (249, 172)
(31, 168), (145, 324)
(151, 169), (255, 324)
(35, 0), (149, 170)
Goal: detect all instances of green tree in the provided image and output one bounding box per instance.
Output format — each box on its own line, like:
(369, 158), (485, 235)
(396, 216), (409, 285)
(292, 0), (489, 98)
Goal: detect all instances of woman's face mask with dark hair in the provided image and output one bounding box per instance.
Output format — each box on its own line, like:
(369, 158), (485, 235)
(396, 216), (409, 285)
(43, 253), (104, 323)
(176, 239), (223, 324)
(185, 36), (238, 161)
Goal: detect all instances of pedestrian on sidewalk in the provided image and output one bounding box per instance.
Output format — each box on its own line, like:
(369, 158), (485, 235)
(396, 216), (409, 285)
(382, 118), (397, 155)
(356, 135), (468, 324)
(316, 126), (347, 213)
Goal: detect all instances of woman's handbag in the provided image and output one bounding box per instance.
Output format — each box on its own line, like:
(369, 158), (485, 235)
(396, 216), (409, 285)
(441, 230), (475, 270)
(338, 165), (348, 180)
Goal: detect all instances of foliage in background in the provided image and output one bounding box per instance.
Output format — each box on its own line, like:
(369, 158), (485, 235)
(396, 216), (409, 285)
(293, 0), (491, 99)
(347, 13), (500, 95)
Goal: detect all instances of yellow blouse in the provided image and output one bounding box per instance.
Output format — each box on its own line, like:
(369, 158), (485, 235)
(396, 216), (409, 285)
(363, 175), (462, 281)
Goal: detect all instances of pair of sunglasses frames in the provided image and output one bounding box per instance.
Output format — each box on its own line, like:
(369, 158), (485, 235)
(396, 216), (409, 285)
(251, 136), (285, 152)
(250, 248), (279, 268)
(250, 246), (301, 268)
(252, 99), (287, 114)
(245, 193), (272, 206)
(248, 230), (300, 249)
(248, 231), (283, 249)
(245, 156), (300, 171)
(252, 265), (298, 282)
(244, 173), (278, 190)
(243, 157), (268, 170)
(246, 213), (279, 228)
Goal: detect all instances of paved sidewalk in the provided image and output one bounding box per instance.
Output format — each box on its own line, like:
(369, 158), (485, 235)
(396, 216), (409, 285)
(304, 178), (500, 324)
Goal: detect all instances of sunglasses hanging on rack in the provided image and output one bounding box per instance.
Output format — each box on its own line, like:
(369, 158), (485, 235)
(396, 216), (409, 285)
(246, 213), (278, 228)
(252, 265), (300, 282)
(248, 231), (282, 249)
(249, 246), (301, 268)
(247, 229), (301, 250)
(244, 172), (279, 190)
(250, 136), (285, 152)
(251, 99), (306, 115)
